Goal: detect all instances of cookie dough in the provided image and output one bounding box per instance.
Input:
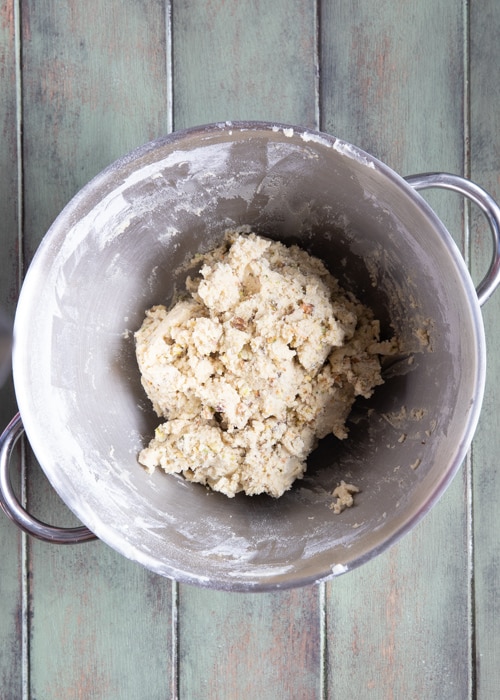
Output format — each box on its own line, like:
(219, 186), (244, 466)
(330, 481), (360, 514)
(135, 232), (392, 498)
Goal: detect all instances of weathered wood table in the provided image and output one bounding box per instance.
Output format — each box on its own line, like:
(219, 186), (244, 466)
(1, 2), (499, 698)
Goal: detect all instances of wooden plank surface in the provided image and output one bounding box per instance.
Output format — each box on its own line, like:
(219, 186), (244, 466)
(172, 0), (318, 129)
(470, 0), (500, 696)
(173, 4), (323, 699)
(18, 2), (174, 698)
(0, 2), (24, 698)
(0, 0), (499, 698)
(320, 3), (472, 697)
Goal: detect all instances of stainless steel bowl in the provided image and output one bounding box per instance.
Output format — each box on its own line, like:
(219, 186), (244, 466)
(1, 122), (500, 590)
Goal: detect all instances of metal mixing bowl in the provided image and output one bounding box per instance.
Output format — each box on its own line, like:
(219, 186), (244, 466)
(1, 122), (500, 591)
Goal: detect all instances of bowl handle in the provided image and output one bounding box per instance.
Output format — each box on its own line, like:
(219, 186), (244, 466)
(0, 413), (97, 543)
(405, 172), (500, 307)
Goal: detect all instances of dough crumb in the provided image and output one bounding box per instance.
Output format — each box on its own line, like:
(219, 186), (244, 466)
(135, 232), (395, 498)
(330, 481), (360, 514)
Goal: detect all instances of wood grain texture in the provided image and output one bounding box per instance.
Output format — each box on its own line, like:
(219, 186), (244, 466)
(178, 588), (322, 700)
(28, 536), (172, 700)
(320, 0), (464, 174)
(1, 0), (499, 697)
(172, 3), (323, 699)
(0, 0), (19, 425)
(18, 2), (174, 697)
(469, 0), (500, 697)
(21, 0), (171, 261)
(325, 479), (471, 699)
(321, 2), (472, 697)
(172, 0), (318, 130)
(0, 2), (24, 698)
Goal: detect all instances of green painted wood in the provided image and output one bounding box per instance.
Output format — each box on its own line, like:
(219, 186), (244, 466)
(0, 2), (24, 698)
(320, 1), (465, 174)
(469, 0), (500, 697)
(0, 1), (20, 428)
(1, 0), (499, 697)
(28, 537), (172, 699)
(21, 0), (171, 262)
(321, 2), (473, 697)
(172, 0), (318, 130)
(18, 2), (174, 697)
(178, 588), (322, 700)
(325, 479), (471, 698)
(173, 2), (323, 699)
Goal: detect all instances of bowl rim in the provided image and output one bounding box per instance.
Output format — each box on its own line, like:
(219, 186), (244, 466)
(11, 121), (487, 591)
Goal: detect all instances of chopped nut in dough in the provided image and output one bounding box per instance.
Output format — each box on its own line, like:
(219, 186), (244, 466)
(135, 232), (394, 499)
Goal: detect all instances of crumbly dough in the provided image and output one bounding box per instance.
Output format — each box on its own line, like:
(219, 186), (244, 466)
(330, 481), (360, 514)
(135, 232), (392, 498)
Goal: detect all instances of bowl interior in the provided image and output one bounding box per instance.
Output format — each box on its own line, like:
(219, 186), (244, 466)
(13, 123), (484, 590)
